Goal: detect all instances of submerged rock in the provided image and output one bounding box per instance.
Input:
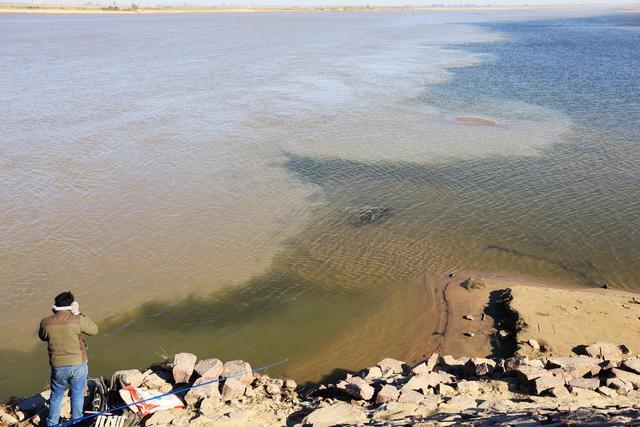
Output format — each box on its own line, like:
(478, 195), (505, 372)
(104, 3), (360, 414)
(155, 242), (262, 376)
(351, 206), (392, 227)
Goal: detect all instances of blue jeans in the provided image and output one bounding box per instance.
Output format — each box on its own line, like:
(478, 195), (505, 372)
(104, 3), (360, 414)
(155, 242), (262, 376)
(47, 362), (88, 427)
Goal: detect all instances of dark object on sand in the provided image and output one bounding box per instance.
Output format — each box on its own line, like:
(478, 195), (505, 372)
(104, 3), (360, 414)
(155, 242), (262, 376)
(352, 206), (392, 227)
(448, 273), (455, 278)
(461, 277), (487, 290)
(601, 283), (610, 289)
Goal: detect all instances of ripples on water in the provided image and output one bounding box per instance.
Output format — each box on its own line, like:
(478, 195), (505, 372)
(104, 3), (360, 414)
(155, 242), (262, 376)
(0, 10), (638, 398)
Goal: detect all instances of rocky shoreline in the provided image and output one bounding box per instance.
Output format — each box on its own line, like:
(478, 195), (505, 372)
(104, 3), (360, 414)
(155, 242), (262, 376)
(3, 341), (640, 426)
(3, 278), (640, 426)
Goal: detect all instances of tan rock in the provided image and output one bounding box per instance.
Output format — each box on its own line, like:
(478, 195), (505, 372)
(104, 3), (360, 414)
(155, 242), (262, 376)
(411, 362), (429, 375)
(585, 342), (623, 360)
(199, 396), (223, 419)
(345, 377), (374, 401)
(172, 352), (197, 384)
(515, 365), (547, 383)
(567, 378), (600, 391)
(437, 383), (456, 397)
(549, 386), (570, 398)
(222, 360), (253, 385)
(597, 386), (617, 398)
(143, 372), (170, 390)
(146, 410), (175, 426)
(612, 368), (640, 388)
(440, 395), (477, 412)
(456, 380), (479, 395)
(185, 376), (221, 406)
(403, 373), (441, 393)
(0, 410), (19, 425)
(606, 377), (633, 394)
(302, 402), (367, 426)
(364, 366), (383, 380)
(533, 375), (564, 395)
(265, 382), (281, 396)
(398, 389), (424, 404)
(376, 384), (399, 404)
(621, 358), (640, 375)
(194, 358), (224, 379)
(464, 358), (496, 376)
(378, 358), (406, 375)
(113, 369), (144, 388)
(284, 379), (297, 390)
(221, 377), (246, 401)
(425, 353), (439, 373)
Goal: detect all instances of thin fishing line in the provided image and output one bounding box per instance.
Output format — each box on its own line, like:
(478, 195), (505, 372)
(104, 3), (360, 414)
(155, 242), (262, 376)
(57, 358), (289, 427)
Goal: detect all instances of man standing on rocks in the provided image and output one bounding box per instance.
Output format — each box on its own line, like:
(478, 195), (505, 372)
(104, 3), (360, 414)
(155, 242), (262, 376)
(38, 291), (98, 427)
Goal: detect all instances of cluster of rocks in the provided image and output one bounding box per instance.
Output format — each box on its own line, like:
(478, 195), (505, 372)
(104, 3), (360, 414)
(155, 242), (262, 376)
(3, 342), (640, 426)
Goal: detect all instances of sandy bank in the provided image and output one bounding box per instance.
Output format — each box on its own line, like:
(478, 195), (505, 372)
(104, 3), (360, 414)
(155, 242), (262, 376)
(411, 272), (640, 363)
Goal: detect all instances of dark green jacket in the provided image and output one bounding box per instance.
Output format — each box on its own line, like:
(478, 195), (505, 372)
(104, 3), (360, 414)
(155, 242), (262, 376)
(39, 311), (98, 368)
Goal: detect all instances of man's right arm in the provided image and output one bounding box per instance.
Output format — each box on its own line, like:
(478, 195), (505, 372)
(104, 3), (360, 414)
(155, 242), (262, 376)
(38, 320), (48, 341)
(80, 315), (99, 336)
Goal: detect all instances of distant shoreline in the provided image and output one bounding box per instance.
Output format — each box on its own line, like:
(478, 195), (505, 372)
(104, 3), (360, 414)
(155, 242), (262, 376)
(0, 3), (632, 15)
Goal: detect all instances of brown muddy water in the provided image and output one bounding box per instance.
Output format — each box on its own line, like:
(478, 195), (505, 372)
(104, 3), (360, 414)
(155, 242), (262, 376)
(1, 8), (639, 399)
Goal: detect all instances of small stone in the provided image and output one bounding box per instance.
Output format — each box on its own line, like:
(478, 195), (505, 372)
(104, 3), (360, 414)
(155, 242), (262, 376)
(403, 373), (441, 393)
(597, 386), (617, 398)
(528, 339), (541, 351)
(222, 360), (253, 385)
(585, 342), (623, 361)
(463, 314), (474, 321)
(375, 384), (399, 404)
(0, 410), (19, 425)
(549, 386), (570, 398)
(621, 358), (640, 375)
(567, 378), (600, 391)
(456, 380), (479, 395)
(412, 362), (429, 375)
(440, 395), (477, 412)
(199, 396), (223, 419)
(146, 410), (175, 426)
(113, 369), (144, 388)
(464, 332), (475, 337)
(460, 277), (487, 290)
(172, 353), (197, 384)
(515, 365), (547, 383)
(611, 368), (640, 388)
(185, 376), (221, 405)
(464, 357), (496, 376)
(437, 383), (456, 397)
(398, 389), (424, 404)
(265, 383), (281, 396)
(143, 372), (169, 390)
(194, 358), (224, 379)
(533, 375), (564, 395)
(284, 379), (297, 390)
(222, 377), (246, 401)
(364, 366), (383, 380)
(606, 377), (633, 394)
(378, 358), (406, 375)
(425, 353), (439, 372)
(345, 377), (374, 401)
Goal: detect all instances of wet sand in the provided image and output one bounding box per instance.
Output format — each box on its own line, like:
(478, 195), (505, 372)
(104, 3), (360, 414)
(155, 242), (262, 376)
(413, 272), (640, 363)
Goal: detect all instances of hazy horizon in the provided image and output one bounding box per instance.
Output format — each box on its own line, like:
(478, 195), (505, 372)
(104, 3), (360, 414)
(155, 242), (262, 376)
(5, 0), (639, 7)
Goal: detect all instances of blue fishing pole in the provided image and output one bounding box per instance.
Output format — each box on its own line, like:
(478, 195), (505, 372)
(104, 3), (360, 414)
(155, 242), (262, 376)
(58, 358), (289, 427)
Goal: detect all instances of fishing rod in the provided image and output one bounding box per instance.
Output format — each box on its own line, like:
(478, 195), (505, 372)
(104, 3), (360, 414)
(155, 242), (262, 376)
(58, 358), (289, 427)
